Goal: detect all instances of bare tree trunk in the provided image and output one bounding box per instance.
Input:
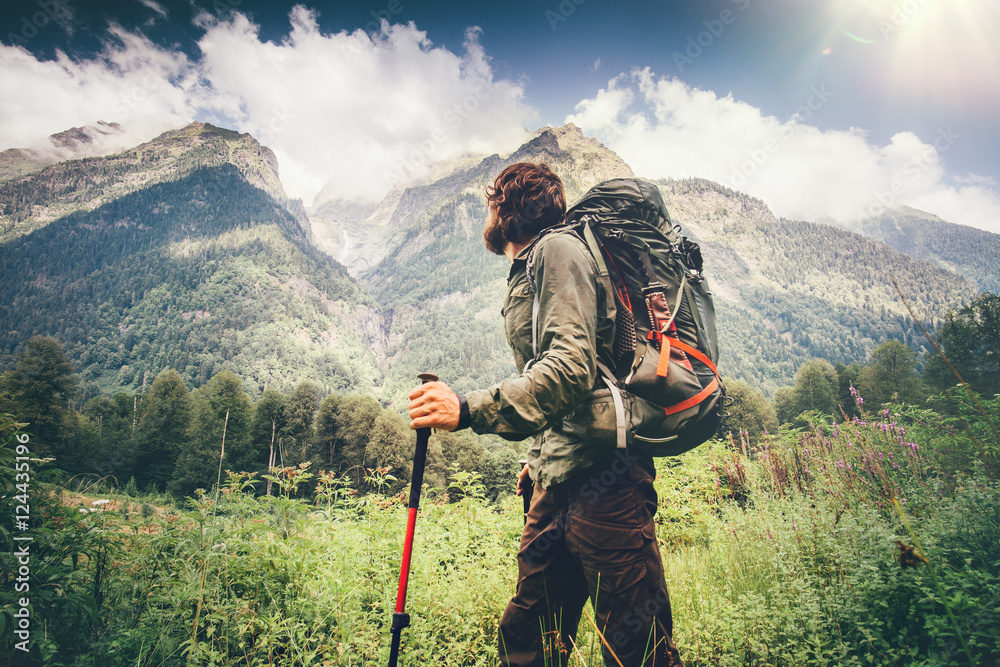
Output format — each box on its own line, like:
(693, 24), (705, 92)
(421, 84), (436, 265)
(266, 418), (277, 496)
(214, 410), (229, 497)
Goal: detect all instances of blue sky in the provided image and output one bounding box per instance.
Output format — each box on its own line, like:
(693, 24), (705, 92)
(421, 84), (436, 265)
(2, 0), (999, 231)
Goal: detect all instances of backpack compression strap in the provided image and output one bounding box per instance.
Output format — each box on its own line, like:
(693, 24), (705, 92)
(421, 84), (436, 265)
(661, 337), (721, 417)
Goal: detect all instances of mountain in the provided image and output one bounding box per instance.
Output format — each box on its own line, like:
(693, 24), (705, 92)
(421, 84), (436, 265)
(0, 126), (384, 398)
(834, 207), (1000, 294)
(325, 125), (974, 400)
(0, 121), (127, 182)
(0, 122), (306, 244)
(651, 180), (973, 393)
(0, 121), (982, 403)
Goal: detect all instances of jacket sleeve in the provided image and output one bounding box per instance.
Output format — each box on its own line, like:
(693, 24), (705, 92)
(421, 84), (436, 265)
(463, 234), (598, 437)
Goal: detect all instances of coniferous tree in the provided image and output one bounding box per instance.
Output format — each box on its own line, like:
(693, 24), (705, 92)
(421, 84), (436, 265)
(0, 336), (80, 461)
(857, 340), (926, 407)
(169, 370), (254, 497)
(135, 370), (192, 492)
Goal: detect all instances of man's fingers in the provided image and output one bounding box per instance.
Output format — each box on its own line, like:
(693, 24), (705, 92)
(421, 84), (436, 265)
(406, 381), (459, 431)
(408, 381), (440, 400)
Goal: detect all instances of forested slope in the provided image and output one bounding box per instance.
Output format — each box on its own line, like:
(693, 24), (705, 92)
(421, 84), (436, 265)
(0, 122), (299, 243)
(840, 206), (1000, 294)
(0, 122), (984, 404)
(659, 179), (976, 394)
(355, 134), (977, 402)
(0, 164), (382, 397)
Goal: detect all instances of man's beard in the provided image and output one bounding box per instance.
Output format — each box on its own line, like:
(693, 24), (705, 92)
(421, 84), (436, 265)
(483, 213), (507, 256)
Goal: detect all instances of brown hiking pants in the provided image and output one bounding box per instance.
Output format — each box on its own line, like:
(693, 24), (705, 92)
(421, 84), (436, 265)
(498, 450), (684, 666)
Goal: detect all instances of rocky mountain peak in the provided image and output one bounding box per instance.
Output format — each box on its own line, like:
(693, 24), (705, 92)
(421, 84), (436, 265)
(137, 122), (288, 203)
(515, 124), (634, 201)
(0, 120), (302, 243)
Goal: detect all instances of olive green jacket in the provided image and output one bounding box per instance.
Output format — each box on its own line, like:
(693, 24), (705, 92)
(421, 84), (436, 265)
(463, 231), (617, 488)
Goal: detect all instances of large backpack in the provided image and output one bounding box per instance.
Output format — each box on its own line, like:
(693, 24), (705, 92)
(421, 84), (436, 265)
(528, 178), (724, 456)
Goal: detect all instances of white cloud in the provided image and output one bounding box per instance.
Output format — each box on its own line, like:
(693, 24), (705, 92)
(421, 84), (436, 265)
(0, 7), (534, 206)
(138, 0), (168, 19)
(567, 68), (1000, 233)
(0, 26), (207, 159)
(195, 7), (535, 203)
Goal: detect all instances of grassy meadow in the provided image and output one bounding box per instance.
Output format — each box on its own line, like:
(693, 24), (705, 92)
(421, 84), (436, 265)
(2, 392), (998, 666)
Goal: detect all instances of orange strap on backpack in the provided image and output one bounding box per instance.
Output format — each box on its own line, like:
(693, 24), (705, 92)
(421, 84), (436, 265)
(662, 337), (721, 416)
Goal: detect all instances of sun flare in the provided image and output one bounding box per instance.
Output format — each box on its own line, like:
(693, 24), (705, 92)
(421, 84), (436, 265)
(821, 0), (1000, 108)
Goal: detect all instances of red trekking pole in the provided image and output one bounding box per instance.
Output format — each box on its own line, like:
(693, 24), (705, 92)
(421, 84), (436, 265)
(388, 372), (437, 667)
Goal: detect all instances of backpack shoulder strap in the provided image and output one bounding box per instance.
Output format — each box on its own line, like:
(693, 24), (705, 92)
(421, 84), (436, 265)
(525, 222), (628, 449)
(526, 221), (617, 360)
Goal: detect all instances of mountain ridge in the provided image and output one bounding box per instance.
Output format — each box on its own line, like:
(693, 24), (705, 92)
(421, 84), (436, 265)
(0, 121), (987, 402)
(0, 122), (308, 244)
(832, 206), (1000, 294)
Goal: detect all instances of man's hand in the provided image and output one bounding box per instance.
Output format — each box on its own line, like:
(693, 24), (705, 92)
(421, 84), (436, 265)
(516, 463), (531, 497)
(408, 381), (460, 431)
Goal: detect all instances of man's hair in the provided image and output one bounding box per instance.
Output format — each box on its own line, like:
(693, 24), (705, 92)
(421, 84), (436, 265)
(484, 162), (566, 254)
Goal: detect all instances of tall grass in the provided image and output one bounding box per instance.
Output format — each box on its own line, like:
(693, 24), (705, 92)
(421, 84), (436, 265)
(2, 395), (998, 666)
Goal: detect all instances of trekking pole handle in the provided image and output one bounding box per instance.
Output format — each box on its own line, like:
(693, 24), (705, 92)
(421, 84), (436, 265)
(408, 373), (437, 510)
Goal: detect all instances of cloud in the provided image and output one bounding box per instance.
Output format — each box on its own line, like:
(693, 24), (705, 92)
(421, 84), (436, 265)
(567, 68), (1000, 233)
(138, 0), (168, 19)
(195, 7), (535, 203)
(0, 6), (535, 206)
(0, 26), (207, 159)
